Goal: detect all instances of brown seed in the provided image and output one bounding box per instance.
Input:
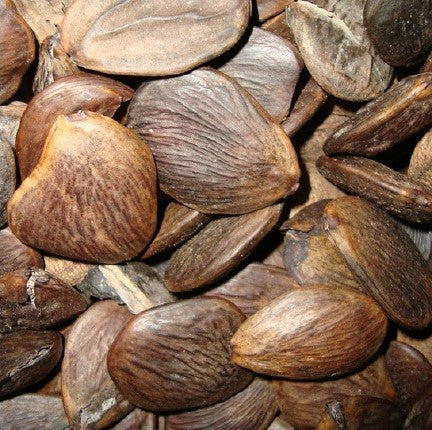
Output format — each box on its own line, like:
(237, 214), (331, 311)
(141, 202), (212, 259)
(385, 341), (432, 415)
(0, 0), (35, 104)
(0, 101), (26, 149)
(0, 267), (87, 333)
(317, 154), (432, 223)
(112, 409), (157, 430)
(261, 11), (297, 46)
(323, 196), (432, 329)
(281, 74), (328, 137)
(164, 205), (282, 292)
(404, 385), (432, 430)
(107, 297), (253, 411)
(61, 300), (134, 429)
(15, 73), (133, 179)
(286, 0), (392, 101)
(273, 355), (397, 429)
(282, 199), (363, 291)
(165, 377), (278, 430)
(364, 0), (432, 67)
(77, 262), (175, 313)
(231, 285), (388, 379)
(0, 394), (69, 430)
(219, 27), (303, 122)
(0, 138), (15, 226)
(11, 0), (70, 43)
(43, 255), (94, 287)
(323, 74), (432, 156)
(32, 32), (81, 94)
(316, 396), (403, 430)
(408, 128), (432, 189)
(8, 111), (158, 264)
(256, 0), (291, 21)
(0, 227), (44, 276)
(0, 330), (63, 398)
(205, 262), (299, 317)
(60, 0), (250, 76)
(127, 68), (300, 215)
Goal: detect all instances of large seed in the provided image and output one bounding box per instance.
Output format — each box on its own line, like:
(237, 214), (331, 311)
(127, 68), (300, 215)
(107, 297), (253, 411)
(60, 0), (250, 76)
(324, 196), (432, 329)
(231, 285), (388, 378)
(8, 111), (158, 264)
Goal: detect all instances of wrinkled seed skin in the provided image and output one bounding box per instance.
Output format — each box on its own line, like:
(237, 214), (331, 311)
(15, 73), (134, 179)
(0, 138), (16, 227)
(127, 68), (300, 215)
(231, 285), (388, 379)
(324, 196), (432, 329)
(323, 73), (432, 156)
(8, 111), (158, 264)
(107, 297), (253, 412)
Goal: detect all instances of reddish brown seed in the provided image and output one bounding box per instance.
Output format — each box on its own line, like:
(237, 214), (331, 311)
(0, 227), (44, 276)
(0, 0), (35, 103)
(324, 196), (432, 329)
(60, 0), (250, 76)
(8, 111), (158, 264)
(15, 73), (134, 179)
(107, 297), (253, 412)
(231, 285), (388, 379)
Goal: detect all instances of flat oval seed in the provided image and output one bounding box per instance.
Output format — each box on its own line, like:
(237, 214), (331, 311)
(324, 196), (432, 329)
(231, 285), (388, 379)
(127, 68), (300, 215)
(317, 155), (432, 223)
(107, 297), (253, 412)
(323, 74), (432, 156)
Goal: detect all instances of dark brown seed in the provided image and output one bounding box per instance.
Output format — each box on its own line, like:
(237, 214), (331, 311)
(32, 32), (81, 94)
(62, 300), (133, 429)
(205, 262), (299, 316)
(127, 68), (300, 215)
(261, 11), (297, 46)
(422, 51), (432, 73)
(397, 329), (432, 365)
(0, 101), (26, 149)
(281, 74), (328, 137)
(0, 394), (69, 430)
(219, 27), (303, 122)
(256, 0), (291, 21)
(282, 200), (363, 290)
(0, 137), (15, 227)
(323, 196), (432, 329)
(323, 74), (432, 156)
(11, 0), (69, 43)
(141, 202), (212, 259)
(107, 297), (253, 412)
(404, 385), (432, 430)
(164, 205), (282, 292)
(0, 267), (88, 333)
(273, 355), (397, 429)
(408, 128), (432, 189)
(0, 227), (44, 276)
(286, 0), (392, 101)
(317, 154), (432, 223)
(15, 73), (133, 179)
(399, 221), (432, 262)
(9, 111), (158, 264)
(0, 330), (63, 398)
(385, 341), (432, 415)
(165, 377), (278, 430)
(0, 0), (35, 104)
(316, 396), (403, 430)
(77, 262), (175, 313)
(61, 0), (250, 76)
(231, 285), (388, 379)
(364, 0), (432, 66)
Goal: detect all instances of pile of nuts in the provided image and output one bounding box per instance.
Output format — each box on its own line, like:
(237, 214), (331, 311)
(1, 0), (432, 428)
